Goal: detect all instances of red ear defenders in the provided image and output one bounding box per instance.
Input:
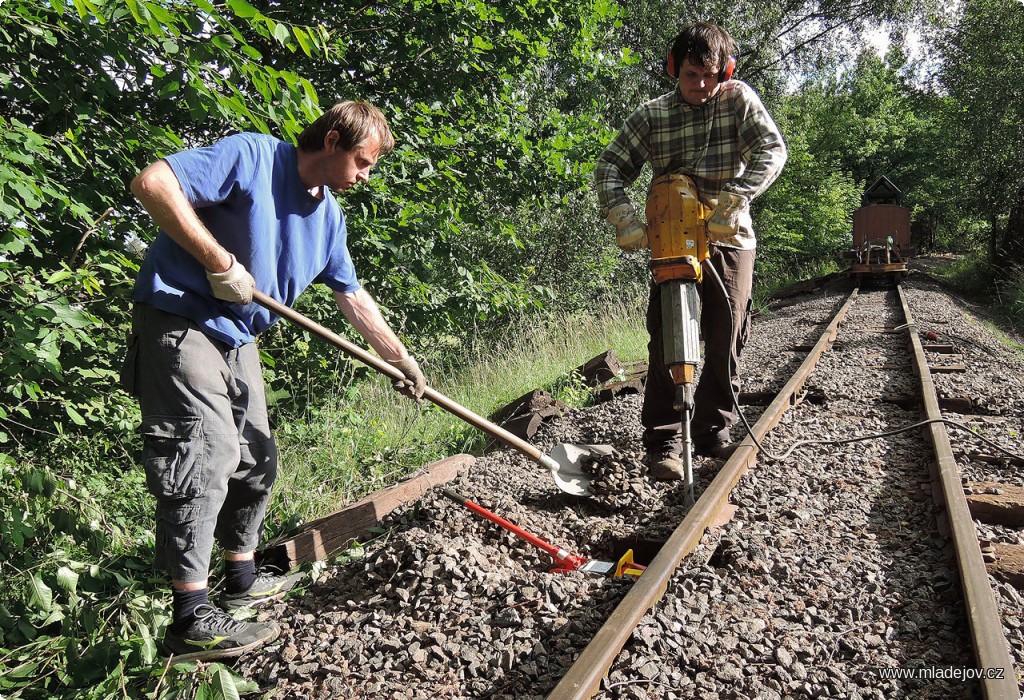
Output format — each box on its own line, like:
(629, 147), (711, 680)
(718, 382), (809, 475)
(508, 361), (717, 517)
(666, 52), (736, 81)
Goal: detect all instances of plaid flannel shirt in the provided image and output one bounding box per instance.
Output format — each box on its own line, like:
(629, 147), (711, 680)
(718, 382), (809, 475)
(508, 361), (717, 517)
(595, 80), (787, 249)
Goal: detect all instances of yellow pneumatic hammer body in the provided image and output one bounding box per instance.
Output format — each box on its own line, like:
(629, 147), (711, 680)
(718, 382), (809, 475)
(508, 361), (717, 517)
(644, 174), (712, 392)
(644, 174), (712, 505)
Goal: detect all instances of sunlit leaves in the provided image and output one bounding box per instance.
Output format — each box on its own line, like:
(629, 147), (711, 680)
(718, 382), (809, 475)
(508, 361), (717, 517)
(0, 0), (337, 453)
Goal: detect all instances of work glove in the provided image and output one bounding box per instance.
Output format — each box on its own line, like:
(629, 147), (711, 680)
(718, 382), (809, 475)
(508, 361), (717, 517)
(607, 203), (648, 252)
(707, 191), (749, 241)
(387, 355), (427, 402)
(206, 255), (256, 304)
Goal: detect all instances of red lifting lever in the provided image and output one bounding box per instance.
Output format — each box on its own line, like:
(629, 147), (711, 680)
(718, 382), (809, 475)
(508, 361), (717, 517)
(442, 489), (645, 577)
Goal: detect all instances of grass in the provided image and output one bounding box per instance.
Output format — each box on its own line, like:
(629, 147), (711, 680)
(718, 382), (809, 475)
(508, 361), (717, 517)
(753, 258), (844, 311)
(268, 299), (648, 529)
(924, 255), (1024, 347)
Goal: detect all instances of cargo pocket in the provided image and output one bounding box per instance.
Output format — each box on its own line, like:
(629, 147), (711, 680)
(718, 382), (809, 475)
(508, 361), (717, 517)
(156, 501), (200, 555)
(139, 415), (206, 499)
(119, 332), (139, 395)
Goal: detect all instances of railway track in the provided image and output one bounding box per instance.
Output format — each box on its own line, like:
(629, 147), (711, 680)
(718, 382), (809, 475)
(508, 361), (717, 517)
(552, 282), (1020, 699)
(238, 272), (1024, 699)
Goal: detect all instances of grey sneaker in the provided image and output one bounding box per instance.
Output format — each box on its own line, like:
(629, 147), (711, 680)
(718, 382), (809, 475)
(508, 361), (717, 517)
(162, 604), (279, 662)
(220, 570), (302, 611)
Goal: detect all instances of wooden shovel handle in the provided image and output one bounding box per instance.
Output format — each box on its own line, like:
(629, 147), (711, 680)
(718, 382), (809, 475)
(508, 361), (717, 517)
(252, 290), (544, 462)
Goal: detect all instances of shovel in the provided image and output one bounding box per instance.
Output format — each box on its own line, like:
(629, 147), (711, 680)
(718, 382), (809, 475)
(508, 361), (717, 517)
(252, 290), (599, 496)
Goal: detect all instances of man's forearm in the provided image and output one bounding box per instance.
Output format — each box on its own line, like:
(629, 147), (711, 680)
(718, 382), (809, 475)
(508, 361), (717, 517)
(723, 143), (787, 200)
(727, 99), (788, 200)
(131, 160), (232, 273)
(594, 158), (634, 218)
(333, 288), (407, 361)
(595, 119), (647, 218)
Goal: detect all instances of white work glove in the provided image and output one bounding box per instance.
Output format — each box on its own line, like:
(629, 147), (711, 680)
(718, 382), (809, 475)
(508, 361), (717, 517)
(707, 192), (749, 241)
(206, 255), (256, 304)
(387, 355), (427, 402)
(607, 203), (648, 252)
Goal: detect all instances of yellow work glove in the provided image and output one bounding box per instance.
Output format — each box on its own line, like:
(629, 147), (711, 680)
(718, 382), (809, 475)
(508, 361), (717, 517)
(387, 355), (427, 402)
(206, 255), (256, 304)
(607, 203), (648, 252)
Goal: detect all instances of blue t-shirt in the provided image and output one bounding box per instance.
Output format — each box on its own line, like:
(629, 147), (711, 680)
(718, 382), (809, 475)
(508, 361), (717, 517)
(133, 133), (361, 347)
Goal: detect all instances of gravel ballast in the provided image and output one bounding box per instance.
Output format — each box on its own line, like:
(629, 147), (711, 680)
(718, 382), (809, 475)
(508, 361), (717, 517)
(237, 262), (1024, 699)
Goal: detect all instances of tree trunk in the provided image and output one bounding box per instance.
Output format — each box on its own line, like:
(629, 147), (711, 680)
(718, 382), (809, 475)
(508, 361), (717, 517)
(989, 214), (1000, 266)
(999, 183), (1024, 270)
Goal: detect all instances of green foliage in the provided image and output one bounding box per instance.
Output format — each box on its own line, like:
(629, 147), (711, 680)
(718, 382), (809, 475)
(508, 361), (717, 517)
(0, 452), (164, 698)
(0, 0), (327, 452)
(936, 0), (1024, 263)
(931, 259), (1024, 338)
(755, 122), (861, 285)
(0, 0), (1013, 696)
(550, 370), (594, 408)
(0, 241), (140, 449)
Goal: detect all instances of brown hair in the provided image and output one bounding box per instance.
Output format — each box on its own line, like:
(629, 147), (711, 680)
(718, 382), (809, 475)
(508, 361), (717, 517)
(296, 101), (396, 155)
(670, 22), (735, 74)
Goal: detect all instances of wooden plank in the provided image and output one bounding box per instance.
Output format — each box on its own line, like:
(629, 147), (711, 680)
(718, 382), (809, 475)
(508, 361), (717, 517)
(595, 377), (644, 403)
(738, 390), (775, 406)
(769, 273), (840, 300)
(499, 412), (543, 440)
(880, 394), (976, 413)
(261, 454), (475, 569)
(574, 350), (623, 386)
(488, 388), (557, 424)
(930, 364), (967, 373)
(966, 482), (1024, 528)
(623, 361), (648, 378)
(988, 543), (1024, 589)
(971, 453), (1024, 468)
(535, 405), (564, 419)
(939, 396), (975, 413)
(923, 343), (957, 353)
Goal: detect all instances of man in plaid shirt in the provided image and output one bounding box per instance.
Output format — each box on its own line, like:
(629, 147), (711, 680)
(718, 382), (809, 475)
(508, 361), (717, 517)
(595, 22), (787, 480)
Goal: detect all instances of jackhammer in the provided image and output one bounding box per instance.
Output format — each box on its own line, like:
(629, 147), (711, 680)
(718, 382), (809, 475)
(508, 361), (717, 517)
(644, 174), (712, 506)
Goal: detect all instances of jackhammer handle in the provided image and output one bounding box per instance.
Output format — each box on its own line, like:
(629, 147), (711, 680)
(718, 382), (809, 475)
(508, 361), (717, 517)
(252, 290), (546, 462)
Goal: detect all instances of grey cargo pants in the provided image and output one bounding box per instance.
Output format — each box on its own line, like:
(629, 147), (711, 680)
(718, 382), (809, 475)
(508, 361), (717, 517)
(121, 303), (277, 584)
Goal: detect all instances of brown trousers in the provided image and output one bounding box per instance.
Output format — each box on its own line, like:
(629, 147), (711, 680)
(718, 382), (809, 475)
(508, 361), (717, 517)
(641, 246), (755, 454)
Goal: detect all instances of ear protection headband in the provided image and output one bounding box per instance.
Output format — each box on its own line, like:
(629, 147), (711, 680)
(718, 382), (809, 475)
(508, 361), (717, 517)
(666, 50), (736, 81)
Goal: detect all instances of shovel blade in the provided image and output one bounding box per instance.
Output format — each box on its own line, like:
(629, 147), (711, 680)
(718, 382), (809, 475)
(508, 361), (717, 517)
(543, 443), (613, 497)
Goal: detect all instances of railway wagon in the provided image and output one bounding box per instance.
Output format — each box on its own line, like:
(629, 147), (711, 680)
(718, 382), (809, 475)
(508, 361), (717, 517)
(849, 176), (912, 283)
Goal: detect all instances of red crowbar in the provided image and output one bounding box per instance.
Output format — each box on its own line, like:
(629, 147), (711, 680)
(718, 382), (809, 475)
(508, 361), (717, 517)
(442, 489), (645, 578)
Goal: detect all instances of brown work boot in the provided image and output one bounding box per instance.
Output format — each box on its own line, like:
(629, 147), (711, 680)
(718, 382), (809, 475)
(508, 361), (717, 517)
(648, 452), (685, 481)
(697, 438), (737, 460)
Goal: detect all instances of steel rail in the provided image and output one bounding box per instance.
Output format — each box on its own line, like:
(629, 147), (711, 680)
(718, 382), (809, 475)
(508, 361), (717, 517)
(547, 288), (861, 699)
(897, 286), (1019, 699)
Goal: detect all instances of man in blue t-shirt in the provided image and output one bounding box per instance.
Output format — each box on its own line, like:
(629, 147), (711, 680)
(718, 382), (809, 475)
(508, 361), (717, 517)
(122, 101), (427, 662)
